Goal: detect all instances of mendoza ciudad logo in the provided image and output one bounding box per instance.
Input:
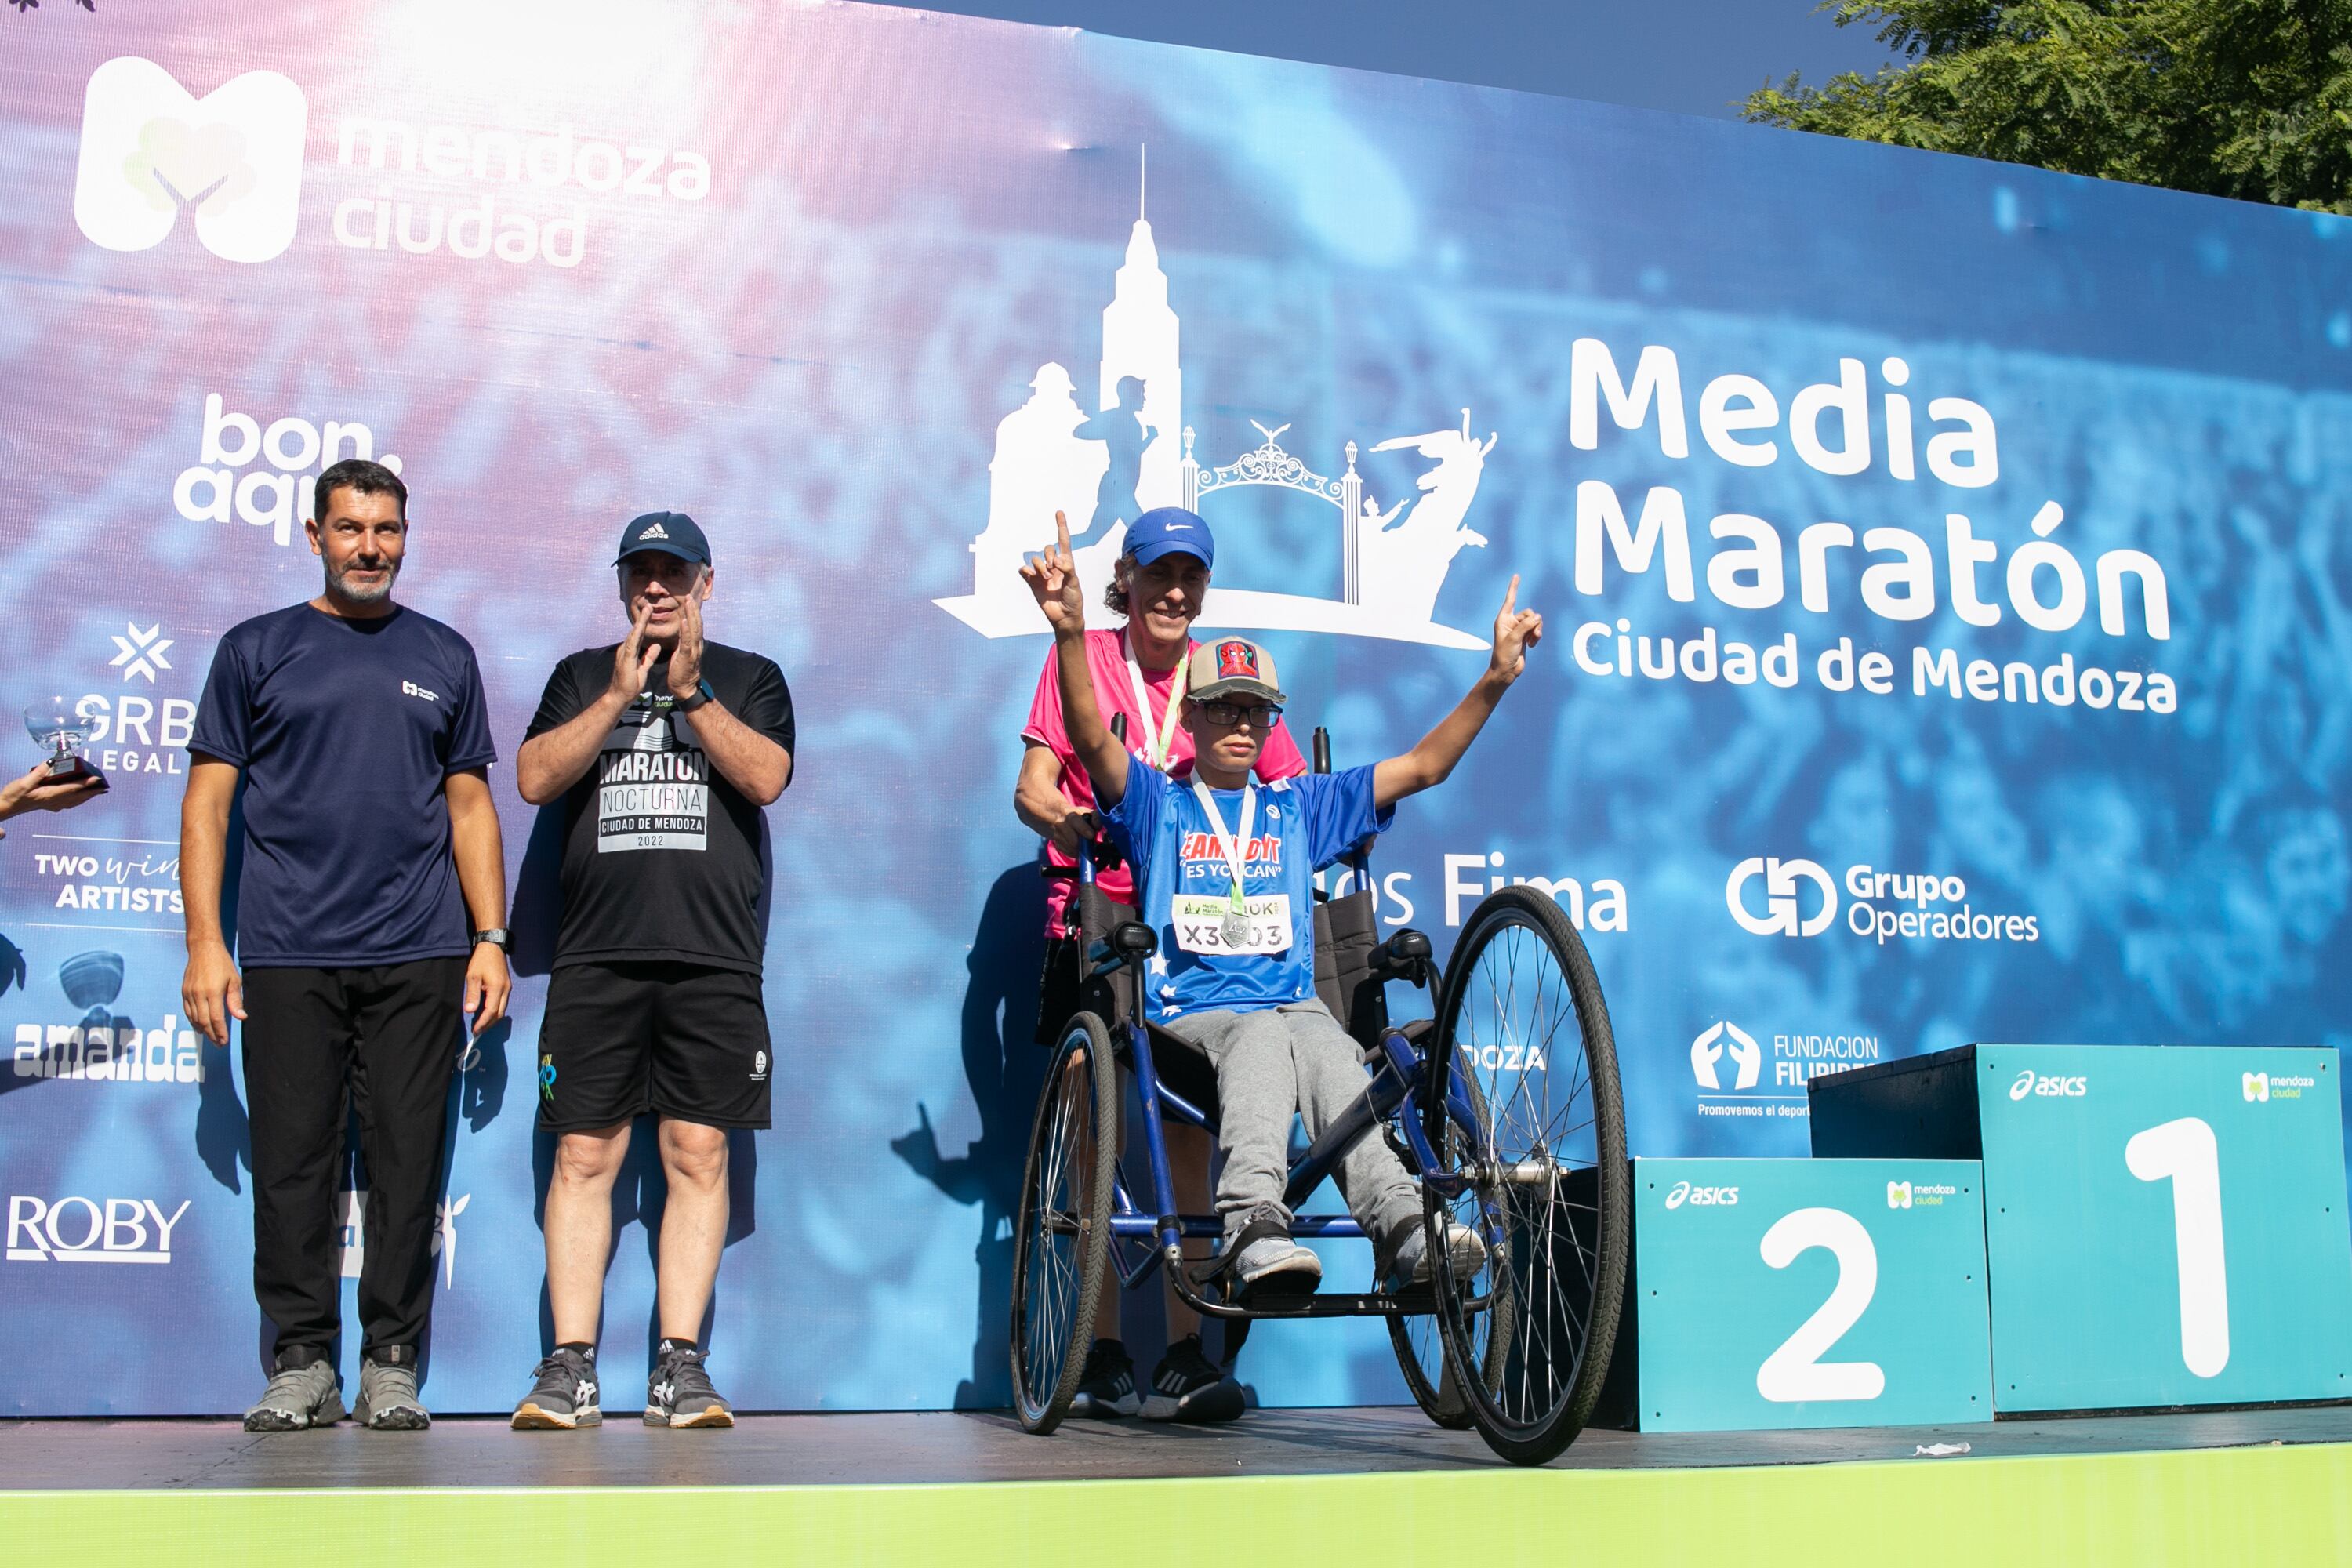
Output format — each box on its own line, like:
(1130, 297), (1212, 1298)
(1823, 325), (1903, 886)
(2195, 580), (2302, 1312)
(74, 57), (307, 263)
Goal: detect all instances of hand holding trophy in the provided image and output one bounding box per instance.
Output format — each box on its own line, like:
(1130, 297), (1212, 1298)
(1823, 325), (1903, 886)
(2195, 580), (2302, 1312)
(25, 697), (103, 782)
(2, 699), (108, 836)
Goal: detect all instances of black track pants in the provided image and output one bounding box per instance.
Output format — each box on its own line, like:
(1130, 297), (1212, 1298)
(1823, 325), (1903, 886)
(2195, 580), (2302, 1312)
(241, 958), (466, 1363)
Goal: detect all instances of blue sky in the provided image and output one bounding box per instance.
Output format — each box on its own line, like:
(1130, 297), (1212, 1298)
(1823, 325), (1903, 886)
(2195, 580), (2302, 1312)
(866, 2), (1903, 118)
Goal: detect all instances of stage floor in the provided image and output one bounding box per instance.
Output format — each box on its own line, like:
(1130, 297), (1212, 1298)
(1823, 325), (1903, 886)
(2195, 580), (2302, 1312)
(5, 1401), (2350, 1490)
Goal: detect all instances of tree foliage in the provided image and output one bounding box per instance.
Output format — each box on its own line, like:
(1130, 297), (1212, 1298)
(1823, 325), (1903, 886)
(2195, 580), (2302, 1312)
(1744, 2), (2352, 211)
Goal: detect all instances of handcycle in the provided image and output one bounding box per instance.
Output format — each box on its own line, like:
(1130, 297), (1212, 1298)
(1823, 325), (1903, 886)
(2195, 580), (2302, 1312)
(1010, 725), (1628, 1465)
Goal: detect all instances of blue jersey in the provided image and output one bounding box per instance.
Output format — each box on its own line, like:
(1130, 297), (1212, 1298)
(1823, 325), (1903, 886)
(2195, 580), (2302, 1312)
(1103, 762), (1392, 1022)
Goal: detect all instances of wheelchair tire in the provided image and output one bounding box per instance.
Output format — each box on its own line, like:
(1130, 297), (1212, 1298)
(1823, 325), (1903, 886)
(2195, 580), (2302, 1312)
(1009, 1011), (1120, 1434)
(1387, 1067), (1508, 1430)
(1428, 886), (1628, 1467)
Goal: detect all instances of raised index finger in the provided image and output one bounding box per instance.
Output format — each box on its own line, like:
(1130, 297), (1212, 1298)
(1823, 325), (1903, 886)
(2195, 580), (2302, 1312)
(1500, 573), (1520, 618)
(1054, 510), (1073, 559)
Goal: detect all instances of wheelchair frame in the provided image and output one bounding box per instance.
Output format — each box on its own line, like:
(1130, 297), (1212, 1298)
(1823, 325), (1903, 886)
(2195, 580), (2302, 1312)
(1017, 717), (1628, 1464)
(1070, 819), (1490, 1326)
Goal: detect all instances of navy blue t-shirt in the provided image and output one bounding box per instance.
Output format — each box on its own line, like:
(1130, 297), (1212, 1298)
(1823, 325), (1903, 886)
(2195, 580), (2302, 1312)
(189, 603), (498, 967)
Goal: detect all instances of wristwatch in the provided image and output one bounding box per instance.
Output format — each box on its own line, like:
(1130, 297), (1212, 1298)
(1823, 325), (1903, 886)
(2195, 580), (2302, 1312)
(472, 928), (510, 953)
(675, 678), (715, 714)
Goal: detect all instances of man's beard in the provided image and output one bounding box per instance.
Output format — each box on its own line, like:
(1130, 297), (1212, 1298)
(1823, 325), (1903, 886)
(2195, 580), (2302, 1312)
(327, 555), (400, 604)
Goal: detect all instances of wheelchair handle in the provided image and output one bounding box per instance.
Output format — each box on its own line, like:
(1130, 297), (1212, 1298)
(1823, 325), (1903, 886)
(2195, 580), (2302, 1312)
(1038, 713), (1130, 881)
(1040, 832), (1125, 881)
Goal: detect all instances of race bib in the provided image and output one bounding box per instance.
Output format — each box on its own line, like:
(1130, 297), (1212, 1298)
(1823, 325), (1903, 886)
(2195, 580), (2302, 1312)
(1171, 893), (1292, 956)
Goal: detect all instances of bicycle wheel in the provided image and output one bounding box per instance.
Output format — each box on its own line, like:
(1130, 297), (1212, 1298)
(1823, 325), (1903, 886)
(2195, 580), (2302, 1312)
(1387, 1065), (1512, 1429)
(1008, 1011), (1119, 1433)
(1428, 886), (1628, 1465)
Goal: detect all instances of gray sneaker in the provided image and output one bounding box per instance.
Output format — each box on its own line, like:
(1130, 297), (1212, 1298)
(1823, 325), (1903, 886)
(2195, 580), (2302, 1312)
(1388, 1218), (1488, 1288)
(513, 1348), (603, 1430)
(243, 1357), (343, 1432)
(353, 1356), (431, 1431)
(1229, 1207), (1323, 1292)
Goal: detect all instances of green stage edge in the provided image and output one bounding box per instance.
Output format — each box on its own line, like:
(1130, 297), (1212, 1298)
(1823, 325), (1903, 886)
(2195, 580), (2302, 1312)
(6, 1441), (2349, 1567)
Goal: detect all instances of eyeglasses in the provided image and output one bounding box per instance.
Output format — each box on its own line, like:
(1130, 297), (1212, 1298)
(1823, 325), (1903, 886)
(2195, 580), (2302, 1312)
(1196, 699), (1283, 729)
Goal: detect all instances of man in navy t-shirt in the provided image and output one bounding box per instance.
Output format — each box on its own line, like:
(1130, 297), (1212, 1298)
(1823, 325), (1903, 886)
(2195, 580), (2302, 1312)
(1018, 513), (1546, 1298)
(180, 458), (512, 1434)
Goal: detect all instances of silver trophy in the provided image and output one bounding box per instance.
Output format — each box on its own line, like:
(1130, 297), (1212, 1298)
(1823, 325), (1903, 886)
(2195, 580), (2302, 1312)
(24, 698), (101, 782)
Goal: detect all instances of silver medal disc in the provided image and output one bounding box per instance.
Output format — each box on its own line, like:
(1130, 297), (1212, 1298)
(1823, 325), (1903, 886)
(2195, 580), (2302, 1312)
(1221, 910), (1250, 947)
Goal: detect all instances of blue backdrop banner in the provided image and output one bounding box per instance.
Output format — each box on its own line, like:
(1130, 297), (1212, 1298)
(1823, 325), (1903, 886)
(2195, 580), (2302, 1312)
(1, 0), (2347, 1415)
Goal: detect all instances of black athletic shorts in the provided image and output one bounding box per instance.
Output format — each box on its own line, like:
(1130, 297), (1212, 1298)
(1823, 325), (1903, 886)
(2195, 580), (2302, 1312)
(537, 960), (772, 1132)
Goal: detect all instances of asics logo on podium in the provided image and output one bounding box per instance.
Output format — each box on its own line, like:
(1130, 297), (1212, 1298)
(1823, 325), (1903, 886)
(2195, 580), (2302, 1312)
(2009, 1069), (2088, 1101)
(7, 1196), (190, 1264)
(1662, 1181), (1738, 1210)
(1726, 857), (1836, 936)
(1690, 1021), (1762, 1091)
(74, 58), (308, 263)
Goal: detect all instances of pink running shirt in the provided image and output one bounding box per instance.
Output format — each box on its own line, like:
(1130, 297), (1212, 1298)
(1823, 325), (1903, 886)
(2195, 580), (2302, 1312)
(1022, 626), (1308, 937)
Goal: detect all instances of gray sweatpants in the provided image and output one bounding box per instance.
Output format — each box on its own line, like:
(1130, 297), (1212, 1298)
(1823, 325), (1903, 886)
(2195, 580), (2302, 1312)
(1161, 1000), (1421, 1249)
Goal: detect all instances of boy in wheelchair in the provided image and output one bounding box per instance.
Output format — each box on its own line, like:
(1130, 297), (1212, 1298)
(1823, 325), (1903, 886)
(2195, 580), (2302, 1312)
(1021, 513), (1544, 1293)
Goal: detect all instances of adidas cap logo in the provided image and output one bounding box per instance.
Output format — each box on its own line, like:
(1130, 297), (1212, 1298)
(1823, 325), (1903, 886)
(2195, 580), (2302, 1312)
(638, 521), (670, 539)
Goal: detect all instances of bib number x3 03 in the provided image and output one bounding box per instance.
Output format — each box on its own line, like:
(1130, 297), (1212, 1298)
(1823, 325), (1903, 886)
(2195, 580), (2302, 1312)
(1170, 893), (1292, 956)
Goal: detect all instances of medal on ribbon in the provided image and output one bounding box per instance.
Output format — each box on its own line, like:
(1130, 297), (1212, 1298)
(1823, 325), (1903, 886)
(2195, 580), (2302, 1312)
(1190, 779), (1259, 951)
(1220, 891), (1250, 949)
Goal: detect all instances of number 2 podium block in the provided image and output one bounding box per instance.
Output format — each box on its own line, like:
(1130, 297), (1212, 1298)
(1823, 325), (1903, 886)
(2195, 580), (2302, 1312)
(1810, 1044), (2352, 1414)
(1594, 1158), (1993, 1432)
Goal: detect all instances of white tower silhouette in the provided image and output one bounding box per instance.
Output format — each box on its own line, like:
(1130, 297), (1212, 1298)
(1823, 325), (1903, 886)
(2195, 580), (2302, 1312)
(1098, 147), (1183, 517)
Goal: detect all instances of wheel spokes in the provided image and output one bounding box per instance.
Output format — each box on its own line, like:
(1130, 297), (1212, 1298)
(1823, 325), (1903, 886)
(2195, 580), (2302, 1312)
(1019, 1038), (1101, 1414)
(1439, 906), (1615, 1439)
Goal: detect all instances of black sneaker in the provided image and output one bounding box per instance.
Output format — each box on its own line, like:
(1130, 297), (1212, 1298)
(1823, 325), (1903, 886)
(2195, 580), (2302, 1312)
(512, 1348), (602, 1430)
(645, 1341), (734, 1428)
(1140, 1334), (1245, 1424)
(1068, 1338), (1141, 1418)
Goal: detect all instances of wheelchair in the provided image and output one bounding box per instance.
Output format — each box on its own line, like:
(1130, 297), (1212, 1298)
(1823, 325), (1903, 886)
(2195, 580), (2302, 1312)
(1010, 725), (1628, 1466)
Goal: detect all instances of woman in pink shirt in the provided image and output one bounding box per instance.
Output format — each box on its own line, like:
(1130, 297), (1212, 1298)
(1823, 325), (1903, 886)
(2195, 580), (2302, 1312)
(1014, 506), (1305, 1422)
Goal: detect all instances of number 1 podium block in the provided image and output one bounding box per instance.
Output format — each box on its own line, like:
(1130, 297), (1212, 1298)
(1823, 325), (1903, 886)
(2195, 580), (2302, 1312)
(1811, 1044), (2352, 1414)
(1594, 1158), (1993, 1432)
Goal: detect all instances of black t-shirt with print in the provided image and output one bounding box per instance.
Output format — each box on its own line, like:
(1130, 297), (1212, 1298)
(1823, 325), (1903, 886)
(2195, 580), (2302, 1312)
(525, 641), (796, 973)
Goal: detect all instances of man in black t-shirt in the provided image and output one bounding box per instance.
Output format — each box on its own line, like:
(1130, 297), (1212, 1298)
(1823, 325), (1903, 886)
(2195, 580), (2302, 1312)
(510, 511), (795, 1432)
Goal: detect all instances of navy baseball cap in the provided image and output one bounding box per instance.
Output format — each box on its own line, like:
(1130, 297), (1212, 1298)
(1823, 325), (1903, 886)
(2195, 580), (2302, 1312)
(613, 510), (710, 568)
(1124, 506), (1214, 570)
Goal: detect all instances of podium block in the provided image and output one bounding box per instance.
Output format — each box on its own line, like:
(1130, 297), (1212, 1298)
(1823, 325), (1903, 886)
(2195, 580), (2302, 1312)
(1596, 1157), (1992, 1432)
(1812, 1044), (2352, 1414)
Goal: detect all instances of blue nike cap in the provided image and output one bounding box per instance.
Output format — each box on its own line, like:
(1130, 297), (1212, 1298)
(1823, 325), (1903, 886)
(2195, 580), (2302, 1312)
(1124, 506), (1214, 570)
(614, 510), (710, 568)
